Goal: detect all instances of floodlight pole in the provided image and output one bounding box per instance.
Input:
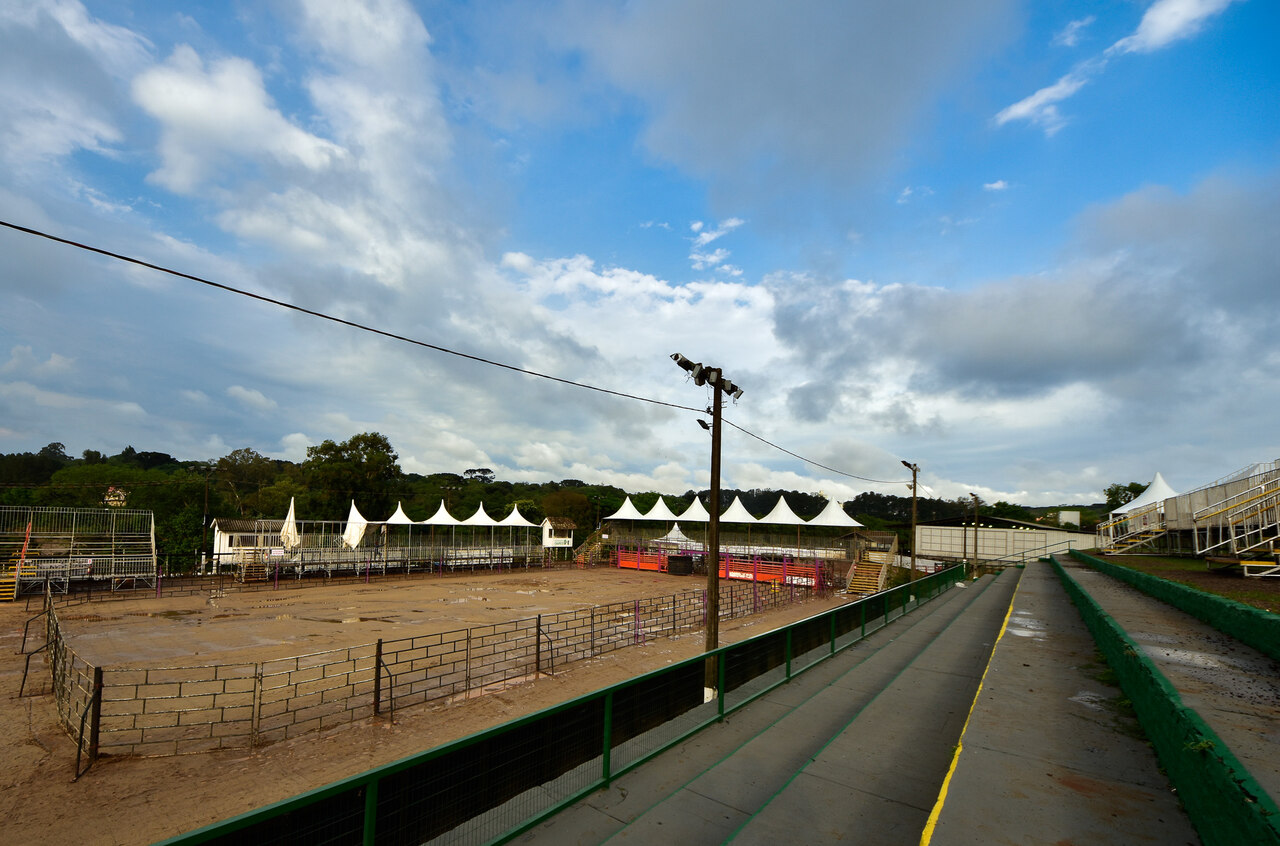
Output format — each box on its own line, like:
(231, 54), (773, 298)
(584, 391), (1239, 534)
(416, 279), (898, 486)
(670, 353), (742, 690)
(901, 461), (918, 581)
(969, 492), (980, 577)
(706, 379), (723, 660)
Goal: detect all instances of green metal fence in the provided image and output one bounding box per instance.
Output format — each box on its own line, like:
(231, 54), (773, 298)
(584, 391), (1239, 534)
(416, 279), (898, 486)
(157, 567), (963, 846)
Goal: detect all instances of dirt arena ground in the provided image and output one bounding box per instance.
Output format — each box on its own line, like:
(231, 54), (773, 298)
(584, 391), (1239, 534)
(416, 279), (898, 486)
(1, 568), (849, 845)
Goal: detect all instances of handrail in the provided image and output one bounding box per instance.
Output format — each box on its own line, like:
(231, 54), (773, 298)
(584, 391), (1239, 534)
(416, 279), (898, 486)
(1097, 501), (1162, 533)
(1193, 479), (1280, 522)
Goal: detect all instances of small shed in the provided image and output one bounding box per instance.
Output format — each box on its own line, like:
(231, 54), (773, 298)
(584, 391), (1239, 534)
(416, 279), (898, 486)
(542, 517), (576, 549)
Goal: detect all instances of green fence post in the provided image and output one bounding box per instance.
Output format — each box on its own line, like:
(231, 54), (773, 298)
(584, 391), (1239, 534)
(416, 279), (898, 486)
(717, 652), (726, 719)
(860, 601), (866, 639)
(830, 614), (836, 656)
(362, 778), (379, 846)
(602, 691), (614, 786)
(785, 629), (792, 680)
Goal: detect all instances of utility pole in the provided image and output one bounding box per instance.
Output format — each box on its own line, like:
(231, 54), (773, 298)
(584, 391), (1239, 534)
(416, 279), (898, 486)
(671, 353), (743, 688)
(969, 492), (980, 577)
(901, 461), (919, 580)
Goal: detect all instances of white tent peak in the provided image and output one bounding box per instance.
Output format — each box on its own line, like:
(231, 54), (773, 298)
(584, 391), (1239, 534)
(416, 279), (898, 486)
(497, 504), (537, 527)
(760, 494), (805, 525)
(719, 496), (758, 524)
(643, 497), (680, 521)
(385, 502), (414, 524)
(421, 500), (458, 526)
(1115, 472), (1179, 515)
(809, 498), (862, 527)
(461, 503), (497, 526)
(677, 497), (710, 523)
(605, 496), (646, 521)
(281, 496), (300, 551)
(341, 500), (368, 548)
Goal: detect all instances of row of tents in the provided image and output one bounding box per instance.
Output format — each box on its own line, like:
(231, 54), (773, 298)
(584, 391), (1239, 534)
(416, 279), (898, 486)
(604, 494), (863, 527)
(273, 491), (864, 551)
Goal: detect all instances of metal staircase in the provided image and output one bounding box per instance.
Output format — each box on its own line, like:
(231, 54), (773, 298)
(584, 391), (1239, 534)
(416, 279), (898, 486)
(845, 534), (897, 595)
(1097, 502), (1167, 554)
(1193, 477), (1280, 576)
(572, 529), (606, 567)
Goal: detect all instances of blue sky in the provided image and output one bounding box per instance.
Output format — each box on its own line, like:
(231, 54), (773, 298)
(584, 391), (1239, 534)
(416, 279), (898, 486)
(2, 0), (1278, 509)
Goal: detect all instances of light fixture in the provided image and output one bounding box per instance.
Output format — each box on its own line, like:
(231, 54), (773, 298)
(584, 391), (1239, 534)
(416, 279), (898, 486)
(697, 419), (710, 430)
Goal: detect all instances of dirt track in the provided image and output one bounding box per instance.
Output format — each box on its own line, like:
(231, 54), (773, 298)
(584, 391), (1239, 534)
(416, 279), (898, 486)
(0, 569), (847, 845)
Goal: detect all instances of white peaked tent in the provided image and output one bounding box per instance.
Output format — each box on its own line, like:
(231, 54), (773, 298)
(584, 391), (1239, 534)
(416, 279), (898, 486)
(341, 500), (368, 549)
(656, 523), (700, 547)
(461, 503), (497, 526)
(496, 504), (537, 527)
(385, 502), (414, 524)
(719, 496), (759, 524)
(421, 500), (459, 526)
(677, 497), (711, 523)
(280, 497), (301, 551)
(643, 497), (680, 521)
(760, 495), (805, 525)
(1114, 472), (1179, 516)
(605, 496), (647, 521)
(809, 499), (862, 528)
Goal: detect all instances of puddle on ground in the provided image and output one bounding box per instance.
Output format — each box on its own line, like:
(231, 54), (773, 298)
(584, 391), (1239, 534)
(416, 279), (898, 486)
(1069, 690), (1107, 711)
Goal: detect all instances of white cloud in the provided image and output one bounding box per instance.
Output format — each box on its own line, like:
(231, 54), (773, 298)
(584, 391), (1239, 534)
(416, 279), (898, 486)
(133, 45), (347, 193)
(994, 66), (1095, 134)
(983, 180), (1008, 191)
(1110, 0), (1240, 55)
(226, 385), (277, 412)
(1052, 16), (1095, 48)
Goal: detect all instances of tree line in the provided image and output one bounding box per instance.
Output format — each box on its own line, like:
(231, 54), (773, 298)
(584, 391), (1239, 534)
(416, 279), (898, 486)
(1, 434), (1117, 568)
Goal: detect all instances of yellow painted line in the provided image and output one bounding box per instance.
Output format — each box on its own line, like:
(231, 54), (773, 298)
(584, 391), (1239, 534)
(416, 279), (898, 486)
(918, 568), (1023, 846)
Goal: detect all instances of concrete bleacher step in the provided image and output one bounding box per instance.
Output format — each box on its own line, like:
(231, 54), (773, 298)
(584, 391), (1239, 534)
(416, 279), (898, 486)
(515, 572), (1017, 844)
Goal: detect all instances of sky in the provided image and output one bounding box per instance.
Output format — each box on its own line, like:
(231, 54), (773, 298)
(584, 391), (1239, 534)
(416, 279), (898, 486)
(1, 0), (1278, 510)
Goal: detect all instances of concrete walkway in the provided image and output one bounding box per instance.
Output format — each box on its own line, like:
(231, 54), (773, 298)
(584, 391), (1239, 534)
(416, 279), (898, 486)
(1058, 554), (1280, 807)
(515, 570), (1019, 844)
(924, 559), (1197, 845)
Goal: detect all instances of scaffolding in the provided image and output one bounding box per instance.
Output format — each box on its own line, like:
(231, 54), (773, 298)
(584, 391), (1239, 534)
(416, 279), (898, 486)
(0, 505), (157, 595)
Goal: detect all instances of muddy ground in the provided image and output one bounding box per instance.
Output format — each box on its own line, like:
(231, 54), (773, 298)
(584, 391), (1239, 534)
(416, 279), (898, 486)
(0, 568), (848, 845)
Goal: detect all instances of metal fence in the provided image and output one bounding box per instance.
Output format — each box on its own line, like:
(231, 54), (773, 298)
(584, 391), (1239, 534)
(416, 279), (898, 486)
(42, 577), (828, 760)
(156, 566), (964, 846)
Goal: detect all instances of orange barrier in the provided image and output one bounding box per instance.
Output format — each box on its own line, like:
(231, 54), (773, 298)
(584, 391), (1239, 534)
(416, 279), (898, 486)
(616, 550), (667, 571)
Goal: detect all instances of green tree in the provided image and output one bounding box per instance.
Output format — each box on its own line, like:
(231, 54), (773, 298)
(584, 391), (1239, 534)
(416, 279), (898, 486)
(541, 489), (592, 531)
(304, 432), (402, 520)
(216, 448), (277, 517)
(1104, 482), (1146, 511)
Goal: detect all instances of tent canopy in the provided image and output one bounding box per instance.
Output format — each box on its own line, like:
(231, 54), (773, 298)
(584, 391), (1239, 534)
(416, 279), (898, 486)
(341, 500), (368, 548)
(719, 496), (759, 524)
(643, 497), (680, 521)
(496, 504), (537, 527)
(420, 500), (459, 526)
(604, 496), (646, 521)
(385, 502), (414, 524)
(676, 497), (710, 523)
(808, 498), (862, 527)
(760, 494), (805, 525)
(1114, 472), (1178, 515)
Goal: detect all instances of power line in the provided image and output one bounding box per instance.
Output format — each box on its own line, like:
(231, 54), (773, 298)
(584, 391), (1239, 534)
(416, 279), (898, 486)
(0, 219), (911, 487)
(722, 419), (909, 485)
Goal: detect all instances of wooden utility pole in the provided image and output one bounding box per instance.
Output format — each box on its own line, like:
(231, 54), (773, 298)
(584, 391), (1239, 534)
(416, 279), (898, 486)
(901, 461), (919, 580)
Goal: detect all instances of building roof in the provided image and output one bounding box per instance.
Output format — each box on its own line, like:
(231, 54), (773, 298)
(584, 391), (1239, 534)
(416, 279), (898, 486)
(543, 517), (577, 530)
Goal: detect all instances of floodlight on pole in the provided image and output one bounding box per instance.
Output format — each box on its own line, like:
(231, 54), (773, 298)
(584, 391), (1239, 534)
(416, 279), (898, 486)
(969, 492), (980, 577)
(901, 461), (919, 581)
(671, 352), (745, 690)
